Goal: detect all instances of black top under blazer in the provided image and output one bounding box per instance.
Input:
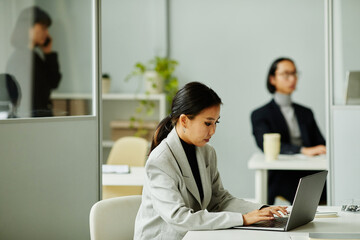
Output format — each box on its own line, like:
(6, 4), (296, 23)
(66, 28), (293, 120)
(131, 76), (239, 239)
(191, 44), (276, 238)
(251, 99), (325, 154)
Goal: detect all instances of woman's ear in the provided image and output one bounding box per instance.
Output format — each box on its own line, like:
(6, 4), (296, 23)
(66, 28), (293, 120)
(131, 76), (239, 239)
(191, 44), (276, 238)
(179, 114), (188, 128)
(269, 75), (276, 86)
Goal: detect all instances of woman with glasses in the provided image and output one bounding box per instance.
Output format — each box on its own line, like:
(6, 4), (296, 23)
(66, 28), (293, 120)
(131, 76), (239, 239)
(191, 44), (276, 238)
(251, 57), (326, 205)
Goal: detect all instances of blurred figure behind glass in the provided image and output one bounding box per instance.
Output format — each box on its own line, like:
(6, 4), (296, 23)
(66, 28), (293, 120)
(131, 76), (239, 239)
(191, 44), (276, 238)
(6, 6), (61, 117)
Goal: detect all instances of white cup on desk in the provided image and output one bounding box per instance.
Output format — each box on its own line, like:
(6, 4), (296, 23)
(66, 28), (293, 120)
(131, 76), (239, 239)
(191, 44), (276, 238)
(263, 133), (281, 161)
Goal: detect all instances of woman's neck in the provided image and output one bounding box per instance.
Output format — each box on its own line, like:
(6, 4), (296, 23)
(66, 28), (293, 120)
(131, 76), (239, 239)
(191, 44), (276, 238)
(274, 92), (292, 106)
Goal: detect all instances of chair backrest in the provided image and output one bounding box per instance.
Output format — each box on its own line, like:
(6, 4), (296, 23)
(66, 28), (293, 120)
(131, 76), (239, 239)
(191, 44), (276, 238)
(107, 136), (148, 166)
(0, 73), (21, 118)
(89, 195), (142, 240)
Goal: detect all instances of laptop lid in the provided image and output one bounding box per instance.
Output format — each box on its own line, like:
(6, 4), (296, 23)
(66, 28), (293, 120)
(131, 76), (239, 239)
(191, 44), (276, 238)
(285, 170), (327, 230)
(235, 170), (328, 231)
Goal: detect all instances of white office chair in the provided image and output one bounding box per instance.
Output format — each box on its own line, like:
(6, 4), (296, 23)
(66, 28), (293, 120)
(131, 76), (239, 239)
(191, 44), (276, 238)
(107, 136), (148, 166)
(89, 195), (142, 240)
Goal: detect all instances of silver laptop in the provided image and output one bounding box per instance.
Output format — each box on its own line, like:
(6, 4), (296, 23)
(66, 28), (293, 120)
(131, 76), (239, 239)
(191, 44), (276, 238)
(235, 171), (328, 231)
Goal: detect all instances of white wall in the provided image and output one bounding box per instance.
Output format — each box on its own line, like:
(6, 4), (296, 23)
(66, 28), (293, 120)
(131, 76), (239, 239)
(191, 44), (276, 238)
(169, 0), (326, 198)
(102, 0), (167, 94)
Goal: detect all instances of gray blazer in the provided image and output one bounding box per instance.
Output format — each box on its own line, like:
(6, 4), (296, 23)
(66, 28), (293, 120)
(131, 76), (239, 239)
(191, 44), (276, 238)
(134, 128), (263, 240)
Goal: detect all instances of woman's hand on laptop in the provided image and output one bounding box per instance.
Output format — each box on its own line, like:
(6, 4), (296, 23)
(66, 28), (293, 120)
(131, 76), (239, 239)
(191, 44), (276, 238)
(242, 206), (288, 225)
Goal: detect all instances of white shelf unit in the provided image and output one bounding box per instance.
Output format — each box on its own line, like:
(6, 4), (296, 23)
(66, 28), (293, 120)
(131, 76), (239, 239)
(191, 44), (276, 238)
(52, 92), (167, 162)
(102, 93), (166, 119)
(102, 93), (166, 162)
(102, 93), (166, 147)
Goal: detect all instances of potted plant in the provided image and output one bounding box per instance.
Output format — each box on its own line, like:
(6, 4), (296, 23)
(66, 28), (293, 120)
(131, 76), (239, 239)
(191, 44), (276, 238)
(125, 56), (178, 101)
(125, 56), (179, 138)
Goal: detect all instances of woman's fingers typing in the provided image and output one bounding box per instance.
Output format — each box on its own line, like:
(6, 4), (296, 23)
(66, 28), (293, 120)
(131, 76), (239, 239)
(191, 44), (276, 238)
(242, 206), (288, 225)
(262, 206), (288, 217)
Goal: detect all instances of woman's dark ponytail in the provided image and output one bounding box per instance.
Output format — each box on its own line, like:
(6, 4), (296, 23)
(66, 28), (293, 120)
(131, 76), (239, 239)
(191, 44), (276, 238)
(149, 81), (222, 153)
(150, 116), (174, 152)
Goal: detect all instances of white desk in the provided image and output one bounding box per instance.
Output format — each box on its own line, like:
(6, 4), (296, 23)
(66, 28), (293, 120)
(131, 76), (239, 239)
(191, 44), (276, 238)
(102, 166), (145, 186)
(183, 206), (360, 240)
(248, 153), (328, 204)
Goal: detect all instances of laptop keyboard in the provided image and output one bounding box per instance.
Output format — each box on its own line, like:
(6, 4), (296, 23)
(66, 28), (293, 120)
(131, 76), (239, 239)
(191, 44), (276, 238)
(252, 217), (289, 228)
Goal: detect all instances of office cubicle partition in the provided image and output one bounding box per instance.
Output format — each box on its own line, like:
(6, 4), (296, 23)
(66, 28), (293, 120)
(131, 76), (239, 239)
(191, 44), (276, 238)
(0, 0), (101, 239)
(326, 0), (360, 205)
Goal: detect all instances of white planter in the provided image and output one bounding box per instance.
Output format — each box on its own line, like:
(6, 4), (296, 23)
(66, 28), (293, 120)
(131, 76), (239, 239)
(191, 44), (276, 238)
(102, 77), (111, 94)
(144, 71), (163, 94)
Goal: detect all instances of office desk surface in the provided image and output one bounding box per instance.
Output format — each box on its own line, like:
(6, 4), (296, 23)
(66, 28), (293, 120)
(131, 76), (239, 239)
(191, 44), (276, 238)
(102, 166), (145, 186)
(183, 206), (360, 240)
(248, 153), (328, 204)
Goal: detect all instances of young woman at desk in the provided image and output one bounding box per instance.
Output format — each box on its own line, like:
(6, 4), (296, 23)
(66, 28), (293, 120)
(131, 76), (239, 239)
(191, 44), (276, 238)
(251, 57), (326, 205)
(134, 82), (287, 240)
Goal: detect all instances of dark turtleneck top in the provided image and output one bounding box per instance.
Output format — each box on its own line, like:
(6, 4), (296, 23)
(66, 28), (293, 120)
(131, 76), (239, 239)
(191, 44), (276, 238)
(180, 138), (204, 201)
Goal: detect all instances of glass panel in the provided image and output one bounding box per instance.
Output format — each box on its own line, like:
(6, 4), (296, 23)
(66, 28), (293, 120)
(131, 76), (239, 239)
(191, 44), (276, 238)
(0, 0), (95, 119)
(333, 0), (360, 105)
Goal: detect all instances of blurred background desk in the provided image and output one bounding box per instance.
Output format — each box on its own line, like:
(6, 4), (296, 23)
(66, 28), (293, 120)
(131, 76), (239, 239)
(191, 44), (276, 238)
(248, 153), (327, 204)
(183, 206), (360, 240)
(102, 166), (145, 199)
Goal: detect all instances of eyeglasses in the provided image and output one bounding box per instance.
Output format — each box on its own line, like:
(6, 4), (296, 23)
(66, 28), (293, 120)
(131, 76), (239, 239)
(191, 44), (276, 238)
(276, 72), (299, 79)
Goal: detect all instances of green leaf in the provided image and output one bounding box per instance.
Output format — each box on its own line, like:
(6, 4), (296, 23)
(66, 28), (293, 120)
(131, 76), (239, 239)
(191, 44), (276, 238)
(135, 63), (146, 73)
(135, 106), (143, 113)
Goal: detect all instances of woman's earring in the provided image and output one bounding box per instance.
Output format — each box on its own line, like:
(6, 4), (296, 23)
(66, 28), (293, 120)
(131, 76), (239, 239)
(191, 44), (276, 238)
(182, 127), (186, 133)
